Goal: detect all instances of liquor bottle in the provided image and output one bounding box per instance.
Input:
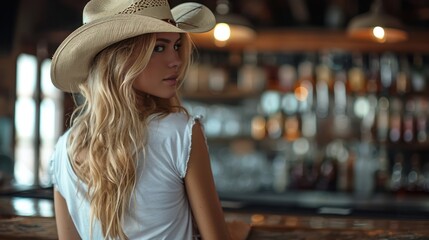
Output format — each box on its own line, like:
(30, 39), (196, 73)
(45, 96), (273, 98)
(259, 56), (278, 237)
(283, 115), (300, 141)
(395, 55), (411, 95)
(390, 152), (405, 192)
(366, 53), (381, 95)
(261, 53), (280, 90)
(251, 115), (267, 140)
(334, 71), (348, 114)
(227, 51), (242, 88)
(347, 53), (366, 95)
(184, 52), (209, 92)
(380, 52), (399, 95)
(354, 142), (376, 197)
(416, 111), (428, 143)
(208, 52), (228, 92)
(411, 54), (427, 93)
(277, 54), (297, 93)
(295, 56), (315, 113)
(316, 149), (338, 191)
(333, 70), (351, 136)
(315, 51), (333, 118)
(374, 146), (389, 192)
(272, 153), (290, 193)
(301, 111), (317, 139)
(389, 97), (402, 143)
(193, 52), (212, 92)
(376, 97), (389, 143)
(267, 112), (284, 139)
(407, 154), (423, 193)
(364, 54), (381, 141)
(237, 51), (267, 92)
(289, 157), (305, 190)
(402, 99), (415, 143)
(329, 140), (352, 192)
(290, 147), (317, 190)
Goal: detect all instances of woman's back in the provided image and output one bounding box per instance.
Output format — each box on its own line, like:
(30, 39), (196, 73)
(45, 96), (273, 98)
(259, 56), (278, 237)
(51, 113), (199, 239)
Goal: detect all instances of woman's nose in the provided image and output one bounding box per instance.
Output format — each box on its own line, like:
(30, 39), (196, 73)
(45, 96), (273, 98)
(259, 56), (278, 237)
(168, 51), (182, 70)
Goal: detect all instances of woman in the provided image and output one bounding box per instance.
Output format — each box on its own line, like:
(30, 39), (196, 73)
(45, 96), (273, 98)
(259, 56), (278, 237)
(50, 0), (247, 239)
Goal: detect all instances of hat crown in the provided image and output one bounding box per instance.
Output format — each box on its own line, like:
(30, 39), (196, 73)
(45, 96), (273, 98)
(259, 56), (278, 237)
(83, 0), (174, 24)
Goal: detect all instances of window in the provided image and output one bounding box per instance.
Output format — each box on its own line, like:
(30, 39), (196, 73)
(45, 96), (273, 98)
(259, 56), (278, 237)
(15, 54), (63, 186)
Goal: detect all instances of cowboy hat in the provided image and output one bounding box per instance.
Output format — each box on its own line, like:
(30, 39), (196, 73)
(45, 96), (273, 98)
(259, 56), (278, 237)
(51, 0), (216, 93)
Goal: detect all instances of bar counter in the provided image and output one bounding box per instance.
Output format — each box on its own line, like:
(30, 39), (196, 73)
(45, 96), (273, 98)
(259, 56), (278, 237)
(1, 187), (429, 239)
(227, 212), (429, 239)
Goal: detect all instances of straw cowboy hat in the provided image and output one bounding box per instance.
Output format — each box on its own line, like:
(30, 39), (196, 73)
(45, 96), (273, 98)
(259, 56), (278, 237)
(51, 0), (216, 93)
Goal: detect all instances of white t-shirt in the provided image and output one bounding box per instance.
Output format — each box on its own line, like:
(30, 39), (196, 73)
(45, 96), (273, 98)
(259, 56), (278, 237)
(51, 113), (202, 239)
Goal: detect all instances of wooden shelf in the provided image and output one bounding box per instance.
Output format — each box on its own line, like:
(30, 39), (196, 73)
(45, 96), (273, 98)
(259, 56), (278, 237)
(191, 29), (429, 53)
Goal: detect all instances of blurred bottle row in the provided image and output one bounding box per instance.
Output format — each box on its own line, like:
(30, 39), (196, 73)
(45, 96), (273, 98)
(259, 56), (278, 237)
(182, 50), (429, 196)
(183, 51), (429, 144)
(209, 139), (429, 196)
(184, 50), (429, 96)
(185, 93), (429, 145)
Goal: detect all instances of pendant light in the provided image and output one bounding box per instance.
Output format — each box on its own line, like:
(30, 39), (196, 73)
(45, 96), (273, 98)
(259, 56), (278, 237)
(213, 13), (255, 47)
(211, 0), (256, 47)
(347, 0), (408, 43)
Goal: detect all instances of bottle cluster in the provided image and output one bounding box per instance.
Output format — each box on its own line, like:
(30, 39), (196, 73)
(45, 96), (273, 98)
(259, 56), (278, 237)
(183, 50), (429, 195)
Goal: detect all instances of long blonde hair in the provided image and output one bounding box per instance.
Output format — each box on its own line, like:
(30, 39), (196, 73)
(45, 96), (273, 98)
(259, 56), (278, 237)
(68, 32), (192, 239)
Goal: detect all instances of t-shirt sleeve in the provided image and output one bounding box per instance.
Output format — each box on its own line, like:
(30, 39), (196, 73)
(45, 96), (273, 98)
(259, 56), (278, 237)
(178, 115), (206, 179)
(49, 136), (61, 189)
(49, 132), (68, 190)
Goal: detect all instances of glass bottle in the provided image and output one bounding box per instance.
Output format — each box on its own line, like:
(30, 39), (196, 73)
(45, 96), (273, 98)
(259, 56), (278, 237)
(390, 152), (405, 193)
(315, 51), (333, 118)
(389, 98), (402, 143)
(366, 53), (381, 95)
(402, 99), (415, 143)
(376, 97), (390, 143)
(411, 54), (427, 93)
(237, 51), (267, 92)
(295, 55), (315, 113)
(380, 52), (399, 95)
(277, 54), (297, 93)
(208, 51), (228, 92)
(347, 53), (366, 95)
(407, 154), (423, 193)
(395, 55), (411, 95)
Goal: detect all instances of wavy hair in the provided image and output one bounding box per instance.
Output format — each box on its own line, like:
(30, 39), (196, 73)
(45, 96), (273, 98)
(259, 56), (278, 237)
(67, 32), (192, 239)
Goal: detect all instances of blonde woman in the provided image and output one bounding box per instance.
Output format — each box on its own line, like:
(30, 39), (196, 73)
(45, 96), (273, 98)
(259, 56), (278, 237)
(50, 0), (249, 239)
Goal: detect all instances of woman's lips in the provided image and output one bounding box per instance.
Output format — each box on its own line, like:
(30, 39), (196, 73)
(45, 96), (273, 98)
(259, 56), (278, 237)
(163, 75), (178, 86)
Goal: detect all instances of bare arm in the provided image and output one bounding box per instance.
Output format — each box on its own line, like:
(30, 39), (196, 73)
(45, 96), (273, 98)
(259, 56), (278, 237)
(54, 188), (81, 240)
(185, 122), (230, 240)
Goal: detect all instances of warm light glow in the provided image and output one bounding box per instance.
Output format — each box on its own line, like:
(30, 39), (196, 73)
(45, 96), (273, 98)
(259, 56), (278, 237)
(294, 86), (309, 101)
(372, 26), (385, 40)
(214, 23), (231, 41)
(251, 116), (266, 140)
(285, 117), (300, 141)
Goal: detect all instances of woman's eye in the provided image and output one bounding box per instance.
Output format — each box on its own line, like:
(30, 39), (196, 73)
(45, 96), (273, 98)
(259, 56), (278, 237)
(174, 44), (181, 51)
(154, 45), (165, 52)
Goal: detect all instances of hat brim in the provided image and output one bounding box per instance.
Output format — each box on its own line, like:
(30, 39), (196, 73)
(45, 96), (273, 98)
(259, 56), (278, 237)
(51, 3), (215, 93)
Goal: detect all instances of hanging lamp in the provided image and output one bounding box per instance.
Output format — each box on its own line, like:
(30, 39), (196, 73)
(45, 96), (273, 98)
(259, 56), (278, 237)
(213, 12), (255, 47)
(347, 0), (408, 43)
(191, 0), (256, 48)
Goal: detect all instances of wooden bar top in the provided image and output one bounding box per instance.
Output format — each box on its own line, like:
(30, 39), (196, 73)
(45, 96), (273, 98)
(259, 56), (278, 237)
(225, 211), (429, 240)
(1, 187), (429, 239)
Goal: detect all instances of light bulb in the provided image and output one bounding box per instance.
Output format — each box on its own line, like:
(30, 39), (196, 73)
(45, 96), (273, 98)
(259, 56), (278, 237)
(214, 23), (231, 42)
(372, 26), (385, 41)
(294, 86), (308, 101)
